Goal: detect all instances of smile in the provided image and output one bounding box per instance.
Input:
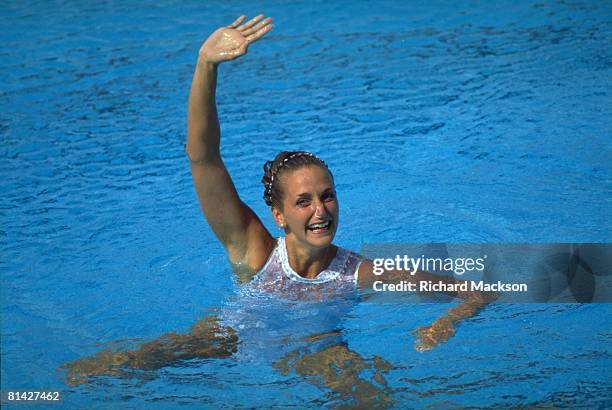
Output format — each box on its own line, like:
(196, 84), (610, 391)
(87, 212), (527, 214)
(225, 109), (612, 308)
(306, 221), (331, 233)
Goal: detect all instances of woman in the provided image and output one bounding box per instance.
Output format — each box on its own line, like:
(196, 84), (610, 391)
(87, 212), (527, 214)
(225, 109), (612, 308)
(187, 14), (493, 343)
(64, 15), (493, 389)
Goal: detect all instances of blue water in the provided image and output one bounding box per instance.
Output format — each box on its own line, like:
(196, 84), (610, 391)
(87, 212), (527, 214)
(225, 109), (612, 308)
(2, 0), (611, 408)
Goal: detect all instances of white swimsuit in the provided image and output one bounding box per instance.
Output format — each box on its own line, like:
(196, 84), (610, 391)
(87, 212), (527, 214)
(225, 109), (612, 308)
(218, 238), (363, 362)
(247, 237), (363, 301)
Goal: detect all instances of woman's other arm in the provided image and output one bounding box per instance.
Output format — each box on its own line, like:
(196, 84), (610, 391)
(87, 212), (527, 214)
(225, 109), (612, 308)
(62, 316), (238, 385)
(187, 16), (274, 273)
(357, 261), (497, 352)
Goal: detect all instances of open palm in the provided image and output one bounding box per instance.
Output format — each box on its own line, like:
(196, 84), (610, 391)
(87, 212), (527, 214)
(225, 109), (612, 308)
(199, 15), (273, 64)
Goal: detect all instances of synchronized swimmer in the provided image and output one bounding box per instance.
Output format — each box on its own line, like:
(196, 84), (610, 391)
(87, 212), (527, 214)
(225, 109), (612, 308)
(186, 13), (497, 349)
(63, 13), (498, 389)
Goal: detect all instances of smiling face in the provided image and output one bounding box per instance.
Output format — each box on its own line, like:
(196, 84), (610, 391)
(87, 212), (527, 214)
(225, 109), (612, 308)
(272, 165), (339, 250)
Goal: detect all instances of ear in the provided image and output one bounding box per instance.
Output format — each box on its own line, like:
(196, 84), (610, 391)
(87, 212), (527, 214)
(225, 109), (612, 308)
(271, 206), (286, 228)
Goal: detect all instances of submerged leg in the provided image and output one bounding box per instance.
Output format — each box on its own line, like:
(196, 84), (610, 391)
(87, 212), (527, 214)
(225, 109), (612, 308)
(274, 336), (394, 409)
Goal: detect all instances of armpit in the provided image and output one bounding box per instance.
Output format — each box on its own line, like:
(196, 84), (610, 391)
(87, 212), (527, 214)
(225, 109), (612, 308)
(230, 260), (259, 284)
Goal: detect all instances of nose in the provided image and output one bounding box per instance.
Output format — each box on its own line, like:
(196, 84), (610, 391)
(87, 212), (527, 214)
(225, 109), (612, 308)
(314, 203), (327, 218)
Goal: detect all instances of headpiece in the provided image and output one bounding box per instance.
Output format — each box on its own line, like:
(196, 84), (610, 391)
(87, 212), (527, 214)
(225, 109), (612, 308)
(262, 151), (328, 206)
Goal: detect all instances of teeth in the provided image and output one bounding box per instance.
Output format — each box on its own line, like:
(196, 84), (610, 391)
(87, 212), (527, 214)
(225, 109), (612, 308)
(309, 221), (330, 229)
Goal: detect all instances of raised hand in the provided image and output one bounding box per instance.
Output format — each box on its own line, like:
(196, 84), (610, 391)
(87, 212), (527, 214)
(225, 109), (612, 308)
(198, 14), (273, 64)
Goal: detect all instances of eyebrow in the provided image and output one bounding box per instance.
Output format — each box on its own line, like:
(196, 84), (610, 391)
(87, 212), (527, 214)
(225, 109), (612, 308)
(295, 193), (312, 199)
(294, 188), (334, 198)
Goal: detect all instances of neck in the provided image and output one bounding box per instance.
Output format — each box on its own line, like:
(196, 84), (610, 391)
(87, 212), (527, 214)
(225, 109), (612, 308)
(284, 236), (337, 279)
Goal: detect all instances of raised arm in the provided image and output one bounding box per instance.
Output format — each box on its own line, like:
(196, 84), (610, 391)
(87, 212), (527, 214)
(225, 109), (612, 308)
(357, 261), (497, 352)
(187, 15), (274, 275)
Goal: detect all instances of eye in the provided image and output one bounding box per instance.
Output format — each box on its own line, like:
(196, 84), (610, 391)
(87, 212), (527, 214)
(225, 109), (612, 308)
(296, 198), (310, 207)
(322, 191), (336, 202)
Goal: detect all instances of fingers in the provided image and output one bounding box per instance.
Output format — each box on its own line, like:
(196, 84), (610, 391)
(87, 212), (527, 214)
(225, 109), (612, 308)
(243, 17), (272, 37)
(246, 21), (273, 44)
(415, 342), (434, 352)
(227, 15), (246, 28)
(237, 14), (265, 31)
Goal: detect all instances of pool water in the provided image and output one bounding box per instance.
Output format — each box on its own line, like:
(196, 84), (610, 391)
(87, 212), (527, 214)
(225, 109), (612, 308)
(1, 0), (611, 408)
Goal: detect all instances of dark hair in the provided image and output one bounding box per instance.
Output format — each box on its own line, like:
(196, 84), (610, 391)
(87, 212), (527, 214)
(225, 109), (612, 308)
(262, 151), (332, 208)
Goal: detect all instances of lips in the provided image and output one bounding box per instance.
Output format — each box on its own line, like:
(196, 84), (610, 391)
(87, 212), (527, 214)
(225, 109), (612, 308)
(306, 220), (332, 234)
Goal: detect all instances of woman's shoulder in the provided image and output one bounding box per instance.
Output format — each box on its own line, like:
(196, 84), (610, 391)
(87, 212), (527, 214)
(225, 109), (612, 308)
(230, 235), (278, 284)
(330, 245), (366, 284)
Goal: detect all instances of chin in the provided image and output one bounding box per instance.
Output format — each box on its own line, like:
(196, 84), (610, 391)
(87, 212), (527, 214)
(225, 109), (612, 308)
(306, 230), (335, 247)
